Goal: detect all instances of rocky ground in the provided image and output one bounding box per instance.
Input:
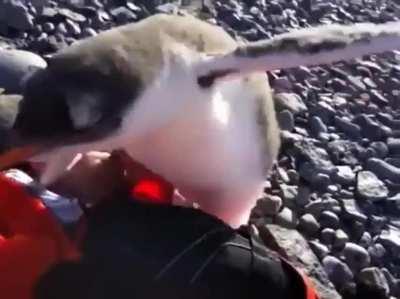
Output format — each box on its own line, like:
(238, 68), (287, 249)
(1, 0), (400, 298)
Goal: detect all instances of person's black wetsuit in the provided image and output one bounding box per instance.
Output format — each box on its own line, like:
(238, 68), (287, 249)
(35, 199), (310, 299)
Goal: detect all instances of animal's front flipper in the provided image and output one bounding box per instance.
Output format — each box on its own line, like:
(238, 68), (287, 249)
(196, 21), (400, 85)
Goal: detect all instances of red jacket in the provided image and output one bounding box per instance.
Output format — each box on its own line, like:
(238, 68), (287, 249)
(0, 171), (319, 299)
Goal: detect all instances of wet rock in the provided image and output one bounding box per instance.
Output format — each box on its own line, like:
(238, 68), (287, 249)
(323, 255), (354, 290)
(287, 169), (300, 185)
(110, 6), (138, 24)
(309, 240), (329, 260)
(388, 138), (400, 157)
(279, 184), (297, 208)
(57, 7), (86, 23)
(0, 49), (46, 93)
(81, 27), (97, 37)
(311, 101), (336, 124)
(343, 242), (371, 273)
(347, 75), (366, 91)
(255, 194), (282, 217)
(370, 142), (389, 159)
(333, 229), (349, 250)
(310, 115), (328, 136)
(370, 90), (390, 106)
(358, 267), (390, 298)
(353, 114), (392, 141)
(349, 221), (366, 241)
(274, 92), (307, 114)
(327, 140), (361, 166)
(356, 171), (388, 202)
(377, 113), (400, 130)
(30, 34), (66, 53)
(320, 228), (336, 245)
(56, 22), (68, 35)
(39, 7), (85, 24)
(294, 139), (335, 183)
(65, 19), (81, 36)
(368, 244), (386, 266)
(377, 228), (400, 255)
(369, 215), (386, 236)
(381, 268), (399, 297)
(312, 173), (330, 191)
(280, 130), (303, 145)
(296, 185), (311, 207)
(278, 109), (294, 132)
(359, 232), (372, 249)
(319, 210), (340, 230)
(258, 225), (341, 299)
(341, 199), (368, 223)
(298, 213), (320, 237)
(366, 158), (400, 184)
(42, 21), (55, 33)
(275, 207), (298, 229)
(305, 200), (325, 218)
(332, 165), (356, 186)
(0, 0), (34, 31)
(271, 76), (292, 92)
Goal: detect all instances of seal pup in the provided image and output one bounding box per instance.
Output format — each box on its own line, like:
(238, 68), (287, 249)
(1, 14), (400, 227)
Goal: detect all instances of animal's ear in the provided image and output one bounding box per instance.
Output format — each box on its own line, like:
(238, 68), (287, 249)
(66, 92), (102, 130)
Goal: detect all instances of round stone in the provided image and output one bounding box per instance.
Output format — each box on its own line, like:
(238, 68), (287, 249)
(256, 195), (282, 217)
(278, 109), (295, 132)
(359, 232), (372, 248)
(319, 210), (340, 229)
(295, 186), (311, 207)
(343, 242), (371, 273)
(287, 169), (300, 184)
(309, 240), (330, 260)
(333, 229), (349, 249)
(322, 255), (354, 290)
(320, 228), (336, 245)
(368, 244), (386, 266)
(0, 49), (46, 93)
(275, 207), (298, 229)
(357, 171), (388, 202)
(358, 267), (390, 298)
(298, 213), (320, 237)
(42, 22), (55, 33)
(82, 27), (97, 38)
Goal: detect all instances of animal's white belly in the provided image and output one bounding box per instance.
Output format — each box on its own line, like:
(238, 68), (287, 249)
(125, 79), (265, 191)
(124, 79), (267, 226)
(39, 79), (268, 226)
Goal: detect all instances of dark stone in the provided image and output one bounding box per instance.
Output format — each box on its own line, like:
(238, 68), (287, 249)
(319, 210), (340, 229)
(298, 213), (320, 237)
(258, 225), (341, 299)
(110, 7), (138, 24)
(366, 158), (400, 184)
(322, 255), (354, 290)
(0, 0), (34, 32)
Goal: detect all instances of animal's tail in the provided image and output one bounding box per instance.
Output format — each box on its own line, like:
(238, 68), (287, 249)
(196, 21), (400, 87)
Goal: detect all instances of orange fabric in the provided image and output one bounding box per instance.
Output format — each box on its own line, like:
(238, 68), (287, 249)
(280, 257), (320, 299)
(0, 174), (79, 299)
(299, 271), (320, 299)
(131, 178), (174, 204)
